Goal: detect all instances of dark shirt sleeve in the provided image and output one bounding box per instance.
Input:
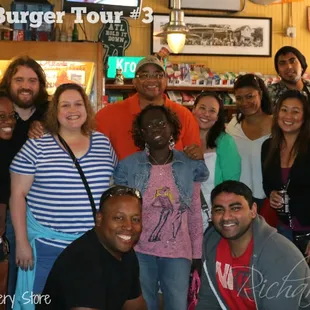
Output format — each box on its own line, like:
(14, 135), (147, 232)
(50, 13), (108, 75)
(127, 252), (141, 300)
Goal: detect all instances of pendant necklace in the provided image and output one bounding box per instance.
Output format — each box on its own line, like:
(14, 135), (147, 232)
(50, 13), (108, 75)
(149, 151), (172, 165)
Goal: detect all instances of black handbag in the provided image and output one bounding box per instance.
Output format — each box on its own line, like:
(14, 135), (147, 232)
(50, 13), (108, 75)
(57, 134), (97, 221)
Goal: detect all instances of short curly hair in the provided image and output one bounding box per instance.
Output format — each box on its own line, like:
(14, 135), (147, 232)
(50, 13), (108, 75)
(44, 83), (95, 135)
(132, 105), (181, 150)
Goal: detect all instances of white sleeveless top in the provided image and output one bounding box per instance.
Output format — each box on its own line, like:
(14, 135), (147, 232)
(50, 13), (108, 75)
(226, 116), (269, 199)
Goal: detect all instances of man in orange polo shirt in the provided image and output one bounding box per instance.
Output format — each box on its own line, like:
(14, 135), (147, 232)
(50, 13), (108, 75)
(96, 56), (201, 160)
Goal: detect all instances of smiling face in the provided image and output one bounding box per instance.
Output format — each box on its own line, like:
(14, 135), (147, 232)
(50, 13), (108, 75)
(235, 86), (262, 117)
(133, 64), (167, 100)
(0, 97), (16, 140)
(141, 109), (172, 151)
(278, 97), (304, 135)
(9, 65), (40, 109)
(95, 195), (142, 260)
(277, 52), (303, 85)
(211, 192), (257, 241)
(192, 96), (219, 131)
(57, 89), (87, 133)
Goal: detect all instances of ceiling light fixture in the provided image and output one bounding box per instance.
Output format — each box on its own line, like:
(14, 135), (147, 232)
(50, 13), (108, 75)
(155, 0), (198, 54)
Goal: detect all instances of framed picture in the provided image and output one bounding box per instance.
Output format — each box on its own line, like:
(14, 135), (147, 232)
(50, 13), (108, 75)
(151, 14), (272, 57)
(169, 0), (241, 12)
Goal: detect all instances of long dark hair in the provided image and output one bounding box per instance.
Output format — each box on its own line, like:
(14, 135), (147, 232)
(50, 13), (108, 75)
(193, 91), (225, 149)
(0, 56), (48, 112)
(234, 74), (272, 123)
(132, 105), (181, 150)
(263, 90), (310, 170)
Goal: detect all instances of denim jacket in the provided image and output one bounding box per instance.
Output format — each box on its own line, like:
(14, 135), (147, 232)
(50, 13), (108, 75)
(114, 150), (209, 207)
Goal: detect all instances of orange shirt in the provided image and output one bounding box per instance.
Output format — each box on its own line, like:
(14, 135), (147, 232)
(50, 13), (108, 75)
(95, 93), (200, 160)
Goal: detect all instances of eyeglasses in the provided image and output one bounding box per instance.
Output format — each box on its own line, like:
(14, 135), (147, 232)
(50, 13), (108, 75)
(100, 186), (142, 206)
(0, 112), (19, 122)
(135, 72), (166, 81)
(141, 120), (167, 131)
(235, 93), (258, 103)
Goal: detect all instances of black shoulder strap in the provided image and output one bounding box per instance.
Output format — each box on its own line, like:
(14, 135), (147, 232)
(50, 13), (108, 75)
(58, 134), (97, 221)
(200, 190), (211, 223)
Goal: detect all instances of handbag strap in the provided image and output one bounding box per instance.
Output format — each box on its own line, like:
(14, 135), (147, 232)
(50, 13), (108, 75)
(200, 190), (211, 222)
(58, 134), (97, 221)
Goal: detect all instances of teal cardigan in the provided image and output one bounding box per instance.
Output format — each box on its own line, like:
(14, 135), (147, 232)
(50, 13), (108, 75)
(213, 132), (241, 186)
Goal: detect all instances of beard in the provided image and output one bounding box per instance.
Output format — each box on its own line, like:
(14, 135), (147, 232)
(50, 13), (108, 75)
(10, 88), (39, 109)
(281, 72), (302, 85)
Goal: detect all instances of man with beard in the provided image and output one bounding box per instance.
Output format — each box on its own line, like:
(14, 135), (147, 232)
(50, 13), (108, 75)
(0, 56), (48, 309)
(268, 46), (310, 107)
(196, 180), (310, 310)
(0, 56), (49, 155)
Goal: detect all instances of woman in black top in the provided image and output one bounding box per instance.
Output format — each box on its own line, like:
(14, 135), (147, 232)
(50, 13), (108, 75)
(261, 90), (310, 261)
(0, 91), (17, 239)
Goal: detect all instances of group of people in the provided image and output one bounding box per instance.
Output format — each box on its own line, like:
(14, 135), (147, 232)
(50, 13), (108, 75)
(0, 45), (310, 310)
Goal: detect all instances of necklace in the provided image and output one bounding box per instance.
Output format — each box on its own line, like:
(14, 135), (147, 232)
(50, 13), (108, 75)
(149, 151), (172, 165)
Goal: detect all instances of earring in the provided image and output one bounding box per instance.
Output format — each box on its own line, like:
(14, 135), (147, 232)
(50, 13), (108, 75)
(145, 143), (150, 155)
(168, 136), (175, 150)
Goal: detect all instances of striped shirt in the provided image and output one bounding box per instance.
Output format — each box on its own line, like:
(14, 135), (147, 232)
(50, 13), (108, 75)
(10, 132), (117, 248)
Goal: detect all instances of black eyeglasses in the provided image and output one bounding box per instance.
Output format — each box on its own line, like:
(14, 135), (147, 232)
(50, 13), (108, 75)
(141, 120), (167, 132)
(0, 112), (19, 123)
(135, 72), (166, 81)
(100, 186), (142, 206)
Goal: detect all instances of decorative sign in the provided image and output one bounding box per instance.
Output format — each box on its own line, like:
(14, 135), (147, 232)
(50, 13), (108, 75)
(107, 56), (143, 79)
(98, 18), (131, 64)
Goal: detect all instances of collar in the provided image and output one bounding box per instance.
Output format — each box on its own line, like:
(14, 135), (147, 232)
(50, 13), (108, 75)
(128, 93), (169, 115)
(137, 149), (185, 165)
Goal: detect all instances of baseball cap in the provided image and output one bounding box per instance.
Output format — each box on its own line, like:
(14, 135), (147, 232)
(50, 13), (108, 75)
(135, 56), (165, 75)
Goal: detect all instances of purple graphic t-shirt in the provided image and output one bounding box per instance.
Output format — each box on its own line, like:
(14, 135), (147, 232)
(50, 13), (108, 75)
(134, 163), (203, 260)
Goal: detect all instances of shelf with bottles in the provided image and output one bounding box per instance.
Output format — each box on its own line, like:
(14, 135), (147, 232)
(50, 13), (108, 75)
(105, 81), (233, 93)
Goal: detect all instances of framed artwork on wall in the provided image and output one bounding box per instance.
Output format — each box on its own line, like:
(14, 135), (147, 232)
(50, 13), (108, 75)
(151, 14), (272, 57)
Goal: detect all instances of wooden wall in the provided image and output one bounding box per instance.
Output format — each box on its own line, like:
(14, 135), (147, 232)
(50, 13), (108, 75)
(1, 0), (310, 74)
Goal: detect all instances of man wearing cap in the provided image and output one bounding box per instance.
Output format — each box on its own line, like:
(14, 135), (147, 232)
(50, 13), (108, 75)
(95, 55), (201, 160)
(268, 46), (310, 106)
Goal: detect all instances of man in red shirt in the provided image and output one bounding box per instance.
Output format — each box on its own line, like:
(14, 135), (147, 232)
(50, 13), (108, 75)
(96, 56), (201, 160)
(196, 180), (310, 310)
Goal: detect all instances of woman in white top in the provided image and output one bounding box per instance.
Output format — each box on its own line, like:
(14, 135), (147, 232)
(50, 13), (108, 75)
(226, 74), (272, 210)
(192, 92), (241, 231)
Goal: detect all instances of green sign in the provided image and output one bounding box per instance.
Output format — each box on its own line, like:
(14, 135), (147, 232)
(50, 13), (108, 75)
(107, 56), (144, 79)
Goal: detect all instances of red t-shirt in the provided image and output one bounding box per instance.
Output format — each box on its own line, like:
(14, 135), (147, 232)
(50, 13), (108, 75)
(216, 238), (256, 310)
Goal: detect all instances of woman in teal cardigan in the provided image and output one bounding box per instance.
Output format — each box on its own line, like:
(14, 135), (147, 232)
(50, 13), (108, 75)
(192, 92), (241, 231)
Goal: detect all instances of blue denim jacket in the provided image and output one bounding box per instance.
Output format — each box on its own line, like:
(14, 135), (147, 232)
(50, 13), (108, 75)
(114, 150), (209, 207)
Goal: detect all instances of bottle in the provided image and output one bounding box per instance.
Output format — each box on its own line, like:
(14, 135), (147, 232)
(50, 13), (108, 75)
(60, 24), (67, 42)
(67, 26), (72, 42)
(52, 24), (61, 41)
(72, 24), (78, 42)
(3, 22), (11, 41)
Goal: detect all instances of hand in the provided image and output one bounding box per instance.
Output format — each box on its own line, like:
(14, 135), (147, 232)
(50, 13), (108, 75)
(28, 121), (44, 139)
(16, 240), (34, 271)
(269, 190), (283, 209)
(184, 144), (203, 160)
(305, 241), (310, 264)
(191, 258), (203, 277)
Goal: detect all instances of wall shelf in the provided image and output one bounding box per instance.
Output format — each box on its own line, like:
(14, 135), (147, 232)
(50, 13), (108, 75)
(105, 83), (233, 93)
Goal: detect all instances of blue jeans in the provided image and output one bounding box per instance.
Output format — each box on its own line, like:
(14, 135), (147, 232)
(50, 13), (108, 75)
(136, 252), (191, 310)
(277, 224), (293, 241)
(33, 240), (64, 294)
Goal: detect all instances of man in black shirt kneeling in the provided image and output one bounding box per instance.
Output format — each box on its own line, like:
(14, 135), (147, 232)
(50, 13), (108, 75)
(37, 185), (146, 310)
